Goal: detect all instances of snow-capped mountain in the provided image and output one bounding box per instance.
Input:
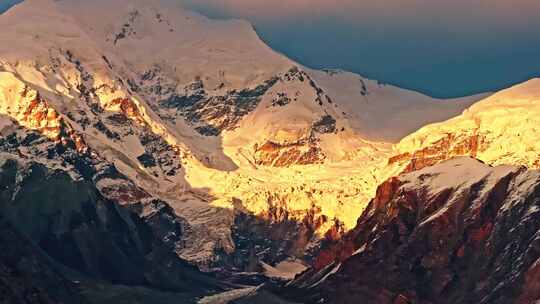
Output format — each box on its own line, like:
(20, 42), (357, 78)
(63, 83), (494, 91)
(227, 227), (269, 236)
(0, 0), (489, 271)
(1, 0), (540, 303)
(241, 81), (540, 302)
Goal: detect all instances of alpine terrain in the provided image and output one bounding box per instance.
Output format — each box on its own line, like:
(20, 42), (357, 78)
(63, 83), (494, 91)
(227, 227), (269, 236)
(0, 0), (538, 303)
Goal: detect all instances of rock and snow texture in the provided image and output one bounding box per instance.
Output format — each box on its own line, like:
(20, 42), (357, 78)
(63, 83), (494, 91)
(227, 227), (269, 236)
(262, 259), (308, 280)
(1, 2), (540, 303)
(308, 69), (489, 142)
(289, 157), (540, 304)
(197, 286), (260, 304)
(0, 153), (224, 299)
(392, 78), (540, 171)
(0, 0), (503, 270)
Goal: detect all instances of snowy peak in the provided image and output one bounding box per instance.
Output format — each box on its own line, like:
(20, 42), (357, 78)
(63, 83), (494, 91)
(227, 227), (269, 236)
(392, 78), (540, 171)
(56, 0), (291, 89)
(0, 0), (485, 159)
(469, 77), (540, 110)
(1, 0), (290, 88)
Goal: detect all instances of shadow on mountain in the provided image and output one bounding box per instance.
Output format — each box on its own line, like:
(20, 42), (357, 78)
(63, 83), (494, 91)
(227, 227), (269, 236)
(0, 217), (87, 304)
(215, 199), (333, 272)
(0, 156), (311, 302)
(0, 115), (233, 303)
(0, 114), (321, 303)
(0, 110), (347, 303)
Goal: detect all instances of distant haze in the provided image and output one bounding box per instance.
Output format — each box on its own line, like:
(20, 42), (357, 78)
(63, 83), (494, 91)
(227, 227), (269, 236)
(2, 0), (540, 98)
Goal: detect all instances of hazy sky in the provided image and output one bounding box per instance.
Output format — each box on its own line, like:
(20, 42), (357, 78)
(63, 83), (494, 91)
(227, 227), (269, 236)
(2, 0), (540, 97)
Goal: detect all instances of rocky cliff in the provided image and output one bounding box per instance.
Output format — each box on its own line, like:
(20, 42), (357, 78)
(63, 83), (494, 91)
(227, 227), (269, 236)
(288, 157), (540, 304)
(0, 217), (87, 304)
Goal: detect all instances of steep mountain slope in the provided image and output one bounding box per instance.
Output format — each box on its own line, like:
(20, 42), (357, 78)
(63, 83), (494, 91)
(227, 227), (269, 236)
(288, 157), (540, 304)
(391, 79), (540, 171)
(0, 217), (86, 304)
(278, 81), (540, 300)
(0, 151), (224, 294)
(0, 0), (485, 272)
(1, 2), (539, 303)
(236, 81), (540, 301)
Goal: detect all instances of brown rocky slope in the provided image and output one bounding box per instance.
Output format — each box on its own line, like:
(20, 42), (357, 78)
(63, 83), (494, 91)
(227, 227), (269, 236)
(286, 157), (540, 304)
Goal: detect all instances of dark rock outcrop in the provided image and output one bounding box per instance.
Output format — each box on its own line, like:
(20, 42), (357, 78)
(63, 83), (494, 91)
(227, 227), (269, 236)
(0, 217), (86, 304)
(0, 157), (222, 296)
(216, 203), (329, 273)
(161, 76), (279, 135)
(253, 141), (326, 167)
(312, 115), (337, 134)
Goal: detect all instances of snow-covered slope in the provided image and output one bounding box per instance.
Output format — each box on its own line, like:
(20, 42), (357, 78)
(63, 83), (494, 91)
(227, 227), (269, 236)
(0, 0), (487, 269)
(308, 69), (489, 142)
(392, 79), (540, 171)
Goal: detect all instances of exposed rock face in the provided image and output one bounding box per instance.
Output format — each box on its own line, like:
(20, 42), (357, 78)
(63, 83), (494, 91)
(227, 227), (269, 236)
(253, 140), (326, 167)
(216, 203), (334, 273)
(0, 73), (88, 154)
(250, 113), (338, 167)
(161, 76), (280, 135)
(109, 97), (146, 126)
(389, 132), (486, 173)
(289, 158), (540, 304)
(150, 65), (345, 167)
(312, 115), (337, 134)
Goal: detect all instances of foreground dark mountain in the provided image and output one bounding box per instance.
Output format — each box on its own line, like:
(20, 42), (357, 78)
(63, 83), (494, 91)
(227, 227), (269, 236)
(0, 150), (224, 302)
(286, 157), (540, 304)
(0, 218), (86, 304)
